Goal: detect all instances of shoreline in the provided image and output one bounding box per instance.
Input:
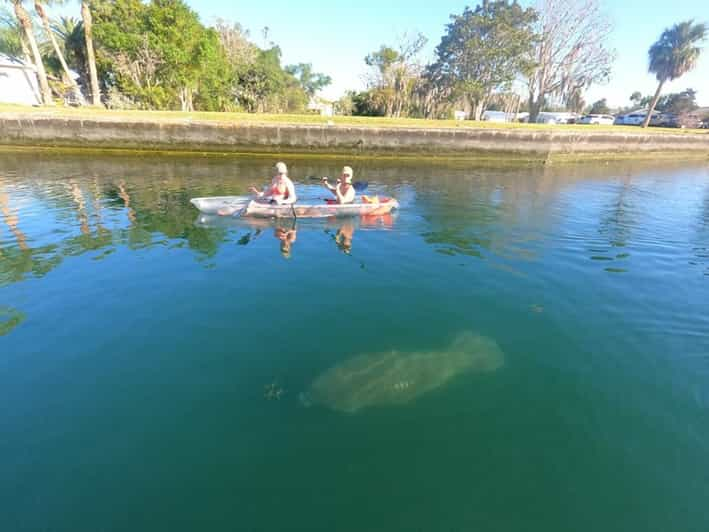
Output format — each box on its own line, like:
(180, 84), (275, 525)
(1, 112), (708, 161)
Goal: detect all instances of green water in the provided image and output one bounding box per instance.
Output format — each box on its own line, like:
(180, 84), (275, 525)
(1, 151), (709, 532)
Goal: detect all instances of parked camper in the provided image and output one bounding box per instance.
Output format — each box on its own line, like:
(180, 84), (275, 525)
(0, 54), (41, 106)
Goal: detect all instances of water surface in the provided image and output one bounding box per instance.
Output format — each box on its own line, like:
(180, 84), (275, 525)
(1, 151), (709, 531)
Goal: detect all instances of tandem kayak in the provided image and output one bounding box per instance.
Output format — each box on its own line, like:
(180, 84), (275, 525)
(190, 196), (399, 218)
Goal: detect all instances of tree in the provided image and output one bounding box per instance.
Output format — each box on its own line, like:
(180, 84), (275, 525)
(34, 0), (84, 103)
(349, 90), (386, 116)
(527, 0), (614, 122)
(51, 16), (86, 79)
(80, 0), (100, 105)
(233, 46), (307, 113)
(566, 88), (585, 113)
(656, 88), (698, 115)
(0, 7), (28, 59)
(364, 33), (427, 117)
(284, 62), (331, 99)
(641, 20), (707, 128)
(630, 91), (642, 107)
(429, 1), (538, 121)
(589, 98), (610, 114)
(92, 0), (234, 111)
(142, 0), (222, 111)
(214, 18), (255, 66)
(9, 0), (53, 104)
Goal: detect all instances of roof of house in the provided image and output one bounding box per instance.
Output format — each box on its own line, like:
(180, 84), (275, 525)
(0, 53), (35, 71)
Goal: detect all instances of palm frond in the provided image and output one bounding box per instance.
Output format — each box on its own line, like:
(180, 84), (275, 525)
(648, 20), (707, 82)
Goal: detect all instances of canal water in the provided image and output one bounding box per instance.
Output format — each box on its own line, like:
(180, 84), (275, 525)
(1, 151), (708, 532)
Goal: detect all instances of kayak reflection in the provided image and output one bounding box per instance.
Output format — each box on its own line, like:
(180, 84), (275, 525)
(325, 220), (355, 255)
(274, 224), (297, 258)
(194, 211), (396, 259)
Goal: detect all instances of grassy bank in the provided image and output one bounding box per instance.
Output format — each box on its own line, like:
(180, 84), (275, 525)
(2, 103), (706, 135)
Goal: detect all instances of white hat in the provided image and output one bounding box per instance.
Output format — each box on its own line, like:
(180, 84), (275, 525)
(342, 166), (353, 183)
(274, 162), (288, 175)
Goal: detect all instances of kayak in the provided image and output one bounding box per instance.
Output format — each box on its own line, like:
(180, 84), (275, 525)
(189, 196), (251, 214)
(190, 196), (399, 218)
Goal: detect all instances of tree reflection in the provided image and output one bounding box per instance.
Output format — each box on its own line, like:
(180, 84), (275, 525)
(0, 183), (28, 251)
(0, 306), (26, 337)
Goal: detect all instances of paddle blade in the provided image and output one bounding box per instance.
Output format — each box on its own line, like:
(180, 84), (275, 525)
(353, 181), (368, 192)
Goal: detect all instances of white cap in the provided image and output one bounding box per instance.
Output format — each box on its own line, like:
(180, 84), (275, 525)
(274, 162), (288, 175)
(342, 166), (353, 183)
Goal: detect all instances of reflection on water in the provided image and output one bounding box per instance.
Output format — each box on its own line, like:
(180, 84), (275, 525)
(0, 306), (25, 336)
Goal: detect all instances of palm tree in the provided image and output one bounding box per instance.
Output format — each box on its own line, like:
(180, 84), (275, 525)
(642, 20), (707, 128)
(34, 0), (84, 103)
(80, 0), (100, 106)
(9, 0), (53, 105)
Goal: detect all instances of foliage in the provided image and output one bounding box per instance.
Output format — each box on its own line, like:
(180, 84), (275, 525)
(429, 1), (538, 120)
(334, 91), (354, 115)
(233, 46), (307, 113)
(285, 62), (331, 98)
(656, 88), (698, 114)
(214, 18), (256, 66)
(91, 0), (231, 110)
(363, 33), (427, 117)
(648, 20), (707, 83)
(589, 98), (610, 114)
(642, 20), (707, 127)
(0, 7), (23, 57)
(350, 90), (386, 116)
(89, 0), (309, 112)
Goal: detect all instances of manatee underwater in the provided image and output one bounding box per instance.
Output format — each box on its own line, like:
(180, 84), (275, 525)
(301, 331), (504, 413)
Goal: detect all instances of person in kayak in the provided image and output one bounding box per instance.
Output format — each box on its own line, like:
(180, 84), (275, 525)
(322, 166), (355, 204)
(250, 161), (297, 205)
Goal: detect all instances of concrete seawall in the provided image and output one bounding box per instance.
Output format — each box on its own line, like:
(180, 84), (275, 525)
(1, 113), (708, 159)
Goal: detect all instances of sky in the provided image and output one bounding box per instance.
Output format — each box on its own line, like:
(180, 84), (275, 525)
(53, 0), (709, 107)
(185, 0), (709, 107)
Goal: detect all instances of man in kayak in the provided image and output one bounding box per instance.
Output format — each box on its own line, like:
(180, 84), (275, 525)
(322, 166), (355, 204)
(250, 161), (297, 205)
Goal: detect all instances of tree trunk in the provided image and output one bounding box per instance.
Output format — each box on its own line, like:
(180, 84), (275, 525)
(18, 32), (31, 64)
(12, 0), (53, 105)
(641, 79), (665, 128)
(528, 94), (543, 124)
(81, 1), (101, 106)
(35, 1), (85, 105)
(179, 88), (194, 112)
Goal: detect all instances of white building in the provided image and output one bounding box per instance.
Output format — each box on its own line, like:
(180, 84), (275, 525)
(307, 97), (334, 117)
(0, 54), (41, 106)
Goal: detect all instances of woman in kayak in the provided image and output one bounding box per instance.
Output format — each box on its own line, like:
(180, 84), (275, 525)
(250, 161), (297, 205)
(322, 166), (355, 204)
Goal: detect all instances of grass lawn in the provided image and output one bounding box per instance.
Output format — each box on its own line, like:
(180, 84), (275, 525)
(2, 103), (707, 135)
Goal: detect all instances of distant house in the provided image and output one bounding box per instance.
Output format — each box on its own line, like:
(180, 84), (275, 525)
(307, 97), (334, 117)
(0, 54), (41, 106)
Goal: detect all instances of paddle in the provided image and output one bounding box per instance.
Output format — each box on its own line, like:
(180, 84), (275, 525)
(308, 176), (368, 192)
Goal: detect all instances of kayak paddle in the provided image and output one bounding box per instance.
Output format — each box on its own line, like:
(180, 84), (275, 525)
(308, 176), (368, 192)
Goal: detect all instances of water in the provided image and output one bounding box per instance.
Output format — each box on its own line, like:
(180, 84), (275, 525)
(1, 150), (708, 532)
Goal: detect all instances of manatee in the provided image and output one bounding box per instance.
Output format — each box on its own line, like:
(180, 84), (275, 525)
(302, 331), (504, 413)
